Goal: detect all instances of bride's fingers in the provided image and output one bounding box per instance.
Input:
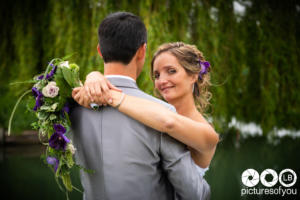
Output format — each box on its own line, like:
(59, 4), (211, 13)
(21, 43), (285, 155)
(93, 86), (102, 103)
(93, 84), (102, 101)
(72, 90), (78, 99)
(73, 91), (82, 102)
(73, 87), (81, 92)
(72, 87), (81, 97)
(96, 95), (106, 106)
(83, 95), (90, 108)
(89, 83), (96, 96)
(78, 94), (84, 106)
(101, 81), (111, 104)
(108, 81), (122, 92)
(84, 84), (94, 102)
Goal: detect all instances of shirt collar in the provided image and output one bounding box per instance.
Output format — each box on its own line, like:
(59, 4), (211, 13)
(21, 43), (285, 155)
(105, 75), (138, 89)
(105, 75), (136, 83)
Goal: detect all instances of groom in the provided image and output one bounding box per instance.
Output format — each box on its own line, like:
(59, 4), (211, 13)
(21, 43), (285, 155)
(70, 12), (210, 200)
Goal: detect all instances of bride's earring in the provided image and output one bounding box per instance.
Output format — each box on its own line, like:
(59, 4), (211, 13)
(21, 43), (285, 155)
(192, 84), (195, 93)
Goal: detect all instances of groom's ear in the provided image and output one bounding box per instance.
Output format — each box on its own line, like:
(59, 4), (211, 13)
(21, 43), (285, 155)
(136, 43), (146, 61)
(97, 44), (103, 58)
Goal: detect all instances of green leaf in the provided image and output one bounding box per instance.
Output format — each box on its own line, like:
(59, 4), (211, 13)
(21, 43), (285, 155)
(50, 114), (57, 120)
(40, 105), (51, 110)
(69, 63), (81, 88)
(37, 111), (49, 120)
(31, 122), (39, 130)
(61, 67), (74, 88)
(51, 102), (58, 110)
(59, 63), (81, 88)
(54, 68), (72, 99)
(65, 150), (74, 168)
(61, 173), (73, 192)
(39, 103), (58, 112)
(61, 52), (77, 61)
(74, 164), (95, 174)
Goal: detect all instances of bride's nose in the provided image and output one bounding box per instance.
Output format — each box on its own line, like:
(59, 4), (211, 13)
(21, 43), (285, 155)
(157, 76), (168, 86)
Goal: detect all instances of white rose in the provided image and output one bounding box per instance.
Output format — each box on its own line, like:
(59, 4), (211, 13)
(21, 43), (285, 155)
(42, 81), (59, 98)
(68, 143), (76, 154)
(48, 81), (57, 86)
(59, 61), (70, 68)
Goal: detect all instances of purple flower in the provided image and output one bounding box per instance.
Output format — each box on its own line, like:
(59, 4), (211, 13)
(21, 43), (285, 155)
(48, 66), (57, 79)
(198, 61), (210, 80)
(37, 75), (44, 80)
(37, 65), (57, 80)
(47, 156), (59, 172)
(49, 132), (70, 151)
(32, 87), (40, 97)
(63, 103), (70, 113)
(53, 124), (66, 134)
(32, 87), (43, 111)
(61, 103), (70, 117)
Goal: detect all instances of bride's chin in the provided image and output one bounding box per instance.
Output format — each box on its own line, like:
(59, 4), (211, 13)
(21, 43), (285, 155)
(159, 91), (174, 102)
(162, 94), (173, 102)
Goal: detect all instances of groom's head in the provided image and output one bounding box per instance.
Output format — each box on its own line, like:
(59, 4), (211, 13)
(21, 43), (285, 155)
(98, 12), (147, 65)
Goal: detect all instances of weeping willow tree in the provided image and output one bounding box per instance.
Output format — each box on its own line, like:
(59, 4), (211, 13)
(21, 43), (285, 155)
(1, 0), (299, 135)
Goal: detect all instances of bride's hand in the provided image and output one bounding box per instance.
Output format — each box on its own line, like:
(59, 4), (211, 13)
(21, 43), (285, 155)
(72, 87), (91, 108)
(84, 71), (122, 106)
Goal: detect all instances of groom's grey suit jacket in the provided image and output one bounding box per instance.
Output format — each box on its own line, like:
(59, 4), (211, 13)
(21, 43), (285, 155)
(70, 77), (210, 200)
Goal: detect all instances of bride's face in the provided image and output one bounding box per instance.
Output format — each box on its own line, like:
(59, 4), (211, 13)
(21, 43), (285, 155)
(153, 52), (196, 103)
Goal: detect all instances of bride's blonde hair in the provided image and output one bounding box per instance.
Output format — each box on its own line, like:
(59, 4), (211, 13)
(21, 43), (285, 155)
(151, 42), (212, 113)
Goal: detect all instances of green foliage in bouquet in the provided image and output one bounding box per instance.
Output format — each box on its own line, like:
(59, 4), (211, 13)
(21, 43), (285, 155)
(8, 57), (90, 198)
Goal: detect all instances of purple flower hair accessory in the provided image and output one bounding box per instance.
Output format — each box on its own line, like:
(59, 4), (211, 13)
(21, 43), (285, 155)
(198, 60), (210, 80)
(47, 156), (59, 172)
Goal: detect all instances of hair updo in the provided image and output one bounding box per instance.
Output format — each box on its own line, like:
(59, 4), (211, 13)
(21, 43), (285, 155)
(151, 42), (212, 113)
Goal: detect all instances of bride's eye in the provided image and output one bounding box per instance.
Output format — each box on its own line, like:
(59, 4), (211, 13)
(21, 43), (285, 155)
(168, 69), (176, 74)
(154, 72), (160, 79)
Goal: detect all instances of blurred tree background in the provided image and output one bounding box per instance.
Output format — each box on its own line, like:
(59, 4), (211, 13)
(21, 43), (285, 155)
(0, 0), (299, 135)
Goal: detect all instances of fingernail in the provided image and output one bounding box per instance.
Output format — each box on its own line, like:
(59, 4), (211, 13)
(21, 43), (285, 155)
(108, 99), (112, 104)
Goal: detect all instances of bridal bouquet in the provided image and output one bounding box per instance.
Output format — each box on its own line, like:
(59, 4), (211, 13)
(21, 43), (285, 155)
(8, 57), (86, 195)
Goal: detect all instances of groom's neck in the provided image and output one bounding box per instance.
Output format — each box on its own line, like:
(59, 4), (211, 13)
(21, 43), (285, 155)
(104, 62), (137, 80)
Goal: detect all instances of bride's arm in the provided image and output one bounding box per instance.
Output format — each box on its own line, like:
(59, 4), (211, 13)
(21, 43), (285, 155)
(73, 71), (219, 167)
(109, 90), (219, 156)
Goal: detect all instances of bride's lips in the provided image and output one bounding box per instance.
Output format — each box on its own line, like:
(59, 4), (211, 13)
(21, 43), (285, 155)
(160, 86), (175, 93)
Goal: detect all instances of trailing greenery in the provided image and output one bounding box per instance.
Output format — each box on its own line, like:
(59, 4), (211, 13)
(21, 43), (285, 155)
(1, 0), (299, 135)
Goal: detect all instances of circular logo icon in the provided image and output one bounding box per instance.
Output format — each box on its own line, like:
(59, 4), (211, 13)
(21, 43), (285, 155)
(242, 169), (260, 187)
(260, 169), (278, 187)
(279, 169), (297, 187)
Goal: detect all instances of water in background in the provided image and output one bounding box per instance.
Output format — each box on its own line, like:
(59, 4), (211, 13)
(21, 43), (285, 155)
(1, 133), (300, 200)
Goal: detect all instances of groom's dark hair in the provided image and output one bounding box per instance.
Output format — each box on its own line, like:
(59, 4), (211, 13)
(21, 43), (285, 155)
(98, 12), (147, 65)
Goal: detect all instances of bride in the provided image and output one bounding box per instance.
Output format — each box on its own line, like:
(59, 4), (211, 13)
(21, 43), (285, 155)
(73, 42), (219, 175)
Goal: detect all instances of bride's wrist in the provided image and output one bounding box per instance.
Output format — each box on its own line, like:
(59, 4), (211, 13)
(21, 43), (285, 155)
(110, 91), (125, 108)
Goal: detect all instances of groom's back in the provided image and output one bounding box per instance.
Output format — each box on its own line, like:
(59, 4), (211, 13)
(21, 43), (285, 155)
(71, 11), (210, 200)
(71, 78), (175, 200)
